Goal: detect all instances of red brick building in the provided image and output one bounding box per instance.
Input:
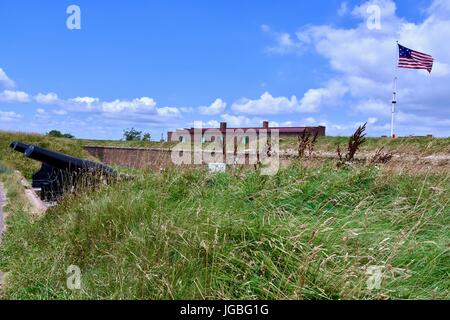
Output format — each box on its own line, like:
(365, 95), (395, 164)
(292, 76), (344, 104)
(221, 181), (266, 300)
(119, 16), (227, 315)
(168, 121), (326, 142)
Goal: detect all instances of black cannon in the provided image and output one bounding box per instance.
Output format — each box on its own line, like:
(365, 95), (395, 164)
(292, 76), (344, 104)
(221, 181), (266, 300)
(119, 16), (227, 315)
(10, 141), (117, 201)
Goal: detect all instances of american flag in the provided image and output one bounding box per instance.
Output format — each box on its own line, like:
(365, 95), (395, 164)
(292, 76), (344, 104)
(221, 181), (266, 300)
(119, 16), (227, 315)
(398, 44), (434, 73)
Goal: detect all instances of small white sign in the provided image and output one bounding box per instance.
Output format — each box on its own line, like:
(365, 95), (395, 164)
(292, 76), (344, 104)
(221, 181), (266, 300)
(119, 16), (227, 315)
(208, 163), (226, 173)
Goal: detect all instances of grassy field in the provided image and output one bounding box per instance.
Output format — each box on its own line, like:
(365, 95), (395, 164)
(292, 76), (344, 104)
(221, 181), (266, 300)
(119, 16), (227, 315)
(0, 162), (448, 299)
(279, 136), (450, 155)
(82, 136), (450, 156)
(82, 138), (176, 149)
(0, 131), (448, 300)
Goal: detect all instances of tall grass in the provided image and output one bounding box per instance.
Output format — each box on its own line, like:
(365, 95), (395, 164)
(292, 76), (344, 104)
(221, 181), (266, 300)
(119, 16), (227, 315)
(280, 136), (450, 155)
(0, 162), (448, 299)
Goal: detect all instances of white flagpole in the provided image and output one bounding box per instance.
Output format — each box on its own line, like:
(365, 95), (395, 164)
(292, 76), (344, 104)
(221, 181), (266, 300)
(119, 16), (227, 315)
(391, 76), (397, 138)
(391, 41), (399, 139)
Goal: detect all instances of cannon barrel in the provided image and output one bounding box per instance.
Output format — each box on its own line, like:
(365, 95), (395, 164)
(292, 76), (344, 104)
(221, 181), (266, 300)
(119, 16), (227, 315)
(10, 141), (30, 154)
(9, 141), (118, 201)
(10, 141), (116, 176)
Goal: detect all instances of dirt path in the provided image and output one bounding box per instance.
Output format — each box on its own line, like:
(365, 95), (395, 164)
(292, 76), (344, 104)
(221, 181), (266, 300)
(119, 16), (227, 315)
(0, 183), (4, 235)
(0, 183), (5, 288)
(19, 175), (48, 217)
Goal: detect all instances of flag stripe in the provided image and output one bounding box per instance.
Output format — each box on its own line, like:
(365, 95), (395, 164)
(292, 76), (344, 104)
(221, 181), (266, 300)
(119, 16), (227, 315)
(410, 55), (433, 61)
(398, 44), (433, 73)
(411, 50), (432, 59)
(399, 60), (433, 66)
(410, 56), (433, 63)
(399, 65), (431, 68)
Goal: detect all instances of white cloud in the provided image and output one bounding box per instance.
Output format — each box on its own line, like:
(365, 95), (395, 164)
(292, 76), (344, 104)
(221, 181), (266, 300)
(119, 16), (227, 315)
(198, 98), (227, 115)
(202, 118), (307, 129)
(220, 114), (256, 127)
(427, 0), (450, 17)
(432, 62), (450, 77)
(261, 24), (271, 33)
(232, 92), (302, 115)
(53, 109), (68, 115)
(299, 80), (348, 111)
(0, 68), (15, 88)
(302, 117), (318, 125)
(206, 120), (220, 128)
(68, 96), (100, 111)
(231, 83), (347, 116)
(368, 117), (378, 124)
(180, 107), (194, 113)
(35, 92), (59, 104)
(101, 97), (156, 113)
(354, 99), (391, 117)
(98, 97), (182, 124)
(157, 106), (181, 117)
(71, 96), (99, 105)
(0, 111), (22, 122)
(188, 120), (222, 128)
(262, 25), (304, 55)
(396, 112), (450, 127)
(317, 117), (387, 136)
(269, 120), (295, 127)
(0, 90), (30, 103)
(264, 0), (450, 136)
(351, 0), (397, 21)
(1, 83), (183, 125)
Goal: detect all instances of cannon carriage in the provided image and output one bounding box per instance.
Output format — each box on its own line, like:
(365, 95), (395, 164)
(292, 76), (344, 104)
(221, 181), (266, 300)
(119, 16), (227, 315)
(10, 141), (117, 201)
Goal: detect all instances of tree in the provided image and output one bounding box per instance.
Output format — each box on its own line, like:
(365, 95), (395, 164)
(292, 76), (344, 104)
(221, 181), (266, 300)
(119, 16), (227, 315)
(47, 130), (64, 138)
(47, 130), (74, 139)
(142, 133), (151, 141)
(123, 128), (142, 141)
(63, 133), (75, 139)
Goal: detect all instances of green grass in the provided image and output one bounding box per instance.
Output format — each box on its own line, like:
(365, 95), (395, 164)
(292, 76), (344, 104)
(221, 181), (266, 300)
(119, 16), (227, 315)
(280, 136), (450, 155)
(0, 162), (448, 299)
(81, 139), (176, 149)
(73, 135), (450, 156)
(0, 131), (93, 179)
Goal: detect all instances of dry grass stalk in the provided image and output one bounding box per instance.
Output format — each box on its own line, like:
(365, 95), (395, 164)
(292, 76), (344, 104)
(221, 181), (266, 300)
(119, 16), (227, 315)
(337, 122), (367, 166)
(298, 130), (319, 159)
(308, 131), (319, 157)
(298, 131), (309, 158)
(370, 147), (394, 165)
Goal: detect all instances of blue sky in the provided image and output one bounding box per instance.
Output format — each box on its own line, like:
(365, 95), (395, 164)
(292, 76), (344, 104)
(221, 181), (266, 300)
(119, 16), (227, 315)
(0, 0), (449, 139)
